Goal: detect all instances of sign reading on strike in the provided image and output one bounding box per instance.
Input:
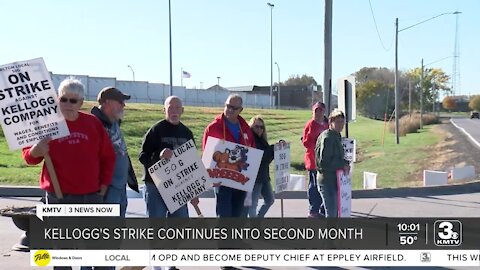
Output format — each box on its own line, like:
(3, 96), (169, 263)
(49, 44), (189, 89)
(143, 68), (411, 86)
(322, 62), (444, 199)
(0, 58), (69, 150)
(202, 136), (263, 192)
(274, 142), (291, 193)
(148, 139), (209, 213)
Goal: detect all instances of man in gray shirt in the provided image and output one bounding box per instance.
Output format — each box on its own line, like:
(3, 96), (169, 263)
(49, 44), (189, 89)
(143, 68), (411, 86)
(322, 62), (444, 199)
(91, 87), (139, 218)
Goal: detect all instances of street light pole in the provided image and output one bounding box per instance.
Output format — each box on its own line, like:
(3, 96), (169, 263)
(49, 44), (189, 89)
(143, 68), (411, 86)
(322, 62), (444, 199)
(393, 11), (459, 145)
(275, 62), (280, 108)
(168, 0), (173, 96)
(217, 76), (220, 87)
(127, 65), (135, 81)
(420, 59), (424, 129)
(267, 2), (274, 108)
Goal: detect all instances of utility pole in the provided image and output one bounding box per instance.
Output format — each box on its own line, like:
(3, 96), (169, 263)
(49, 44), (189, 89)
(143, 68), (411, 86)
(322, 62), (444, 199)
(394, 18), (399, 144)
(408, 79), (412, 117)
(323, 0), (333, 113)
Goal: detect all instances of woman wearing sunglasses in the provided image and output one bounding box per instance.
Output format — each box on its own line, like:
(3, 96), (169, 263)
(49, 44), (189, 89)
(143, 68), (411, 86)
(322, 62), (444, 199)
(245, 115), (285, 217)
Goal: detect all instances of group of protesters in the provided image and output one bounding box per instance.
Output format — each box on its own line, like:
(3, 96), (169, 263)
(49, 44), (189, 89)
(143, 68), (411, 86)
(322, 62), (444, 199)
(22, 77), (349, 221)
(21, 77), (348, 270)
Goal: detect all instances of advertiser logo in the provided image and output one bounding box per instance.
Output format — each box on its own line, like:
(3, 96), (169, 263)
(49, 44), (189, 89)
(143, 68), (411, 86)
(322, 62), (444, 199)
(434, 220), (462, 246)
(34, 250), (51, 266)
(420, 252), (431, 263)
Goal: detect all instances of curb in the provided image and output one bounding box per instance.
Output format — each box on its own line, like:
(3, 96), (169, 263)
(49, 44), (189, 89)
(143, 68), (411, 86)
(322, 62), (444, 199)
(1, 180), (479, 199)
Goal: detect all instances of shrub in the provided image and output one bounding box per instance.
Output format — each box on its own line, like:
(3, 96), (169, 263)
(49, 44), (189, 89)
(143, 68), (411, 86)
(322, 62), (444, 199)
(389, 113), (439, 136)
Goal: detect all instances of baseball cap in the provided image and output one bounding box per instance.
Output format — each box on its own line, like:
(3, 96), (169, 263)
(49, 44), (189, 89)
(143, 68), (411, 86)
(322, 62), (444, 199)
(97, 87), (131, 104)
(312, 102), (325, 111)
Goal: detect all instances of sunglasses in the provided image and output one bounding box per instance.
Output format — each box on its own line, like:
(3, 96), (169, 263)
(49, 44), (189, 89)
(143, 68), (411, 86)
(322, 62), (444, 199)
(60, 97), (80, 104)
(254, 125), (265, 130)
(225, 104), (241, 111)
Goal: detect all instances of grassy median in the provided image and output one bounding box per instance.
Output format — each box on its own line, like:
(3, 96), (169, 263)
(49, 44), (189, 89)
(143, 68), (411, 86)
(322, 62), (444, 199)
(0, 101), (439, 189)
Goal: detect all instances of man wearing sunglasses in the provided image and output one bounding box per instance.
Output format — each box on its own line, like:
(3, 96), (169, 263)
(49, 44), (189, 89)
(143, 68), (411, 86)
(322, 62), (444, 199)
(202, 94), (255, 218)
(22, 78), (115, 270)
(91, 87), (139, 219)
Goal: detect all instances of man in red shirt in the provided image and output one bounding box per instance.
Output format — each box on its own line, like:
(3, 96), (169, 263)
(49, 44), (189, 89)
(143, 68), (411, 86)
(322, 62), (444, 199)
(22, 78), (115, 206)
(302, 101), (328, 218)
(202, 94), (255, 217)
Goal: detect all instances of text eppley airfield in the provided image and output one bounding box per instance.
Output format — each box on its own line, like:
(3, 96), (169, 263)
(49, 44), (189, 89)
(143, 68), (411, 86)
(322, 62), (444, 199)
(0, 57), (69, 150)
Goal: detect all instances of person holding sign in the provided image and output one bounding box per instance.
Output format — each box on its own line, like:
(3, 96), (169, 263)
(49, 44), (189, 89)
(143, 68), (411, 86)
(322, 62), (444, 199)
(139, 96), (198, 218)
(202, 94), (255, 217)
(302, 101), (329, 218)
(22, 78), (115, 207)
(245, 115), (279, 218)
(314, 109), (349, 218)
(91, 87), (139, 218)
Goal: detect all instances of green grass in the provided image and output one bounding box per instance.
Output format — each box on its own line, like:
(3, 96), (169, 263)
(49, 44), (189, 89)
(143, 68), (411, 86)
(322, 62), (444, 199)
(0, 101), (440, 189)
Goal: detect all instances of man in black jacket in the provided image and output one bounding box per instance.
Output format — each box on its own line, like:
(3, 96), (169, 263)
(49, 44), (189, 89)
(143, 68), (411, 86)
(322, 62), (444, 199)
(91, 87), (139, 218)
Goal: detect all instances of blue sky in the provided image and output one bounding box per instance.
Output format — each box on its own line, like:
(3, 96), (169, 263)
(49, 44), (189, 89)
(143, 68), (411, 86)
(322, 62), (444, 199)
(1, 0), (478, 95)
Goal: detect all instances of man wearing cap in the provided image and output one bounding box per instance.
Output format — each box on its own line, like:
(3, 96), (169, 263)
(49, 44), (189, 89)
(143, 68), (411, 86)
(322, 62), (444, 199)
(91, 87), (139, 218)
(302, 101), (328, 218)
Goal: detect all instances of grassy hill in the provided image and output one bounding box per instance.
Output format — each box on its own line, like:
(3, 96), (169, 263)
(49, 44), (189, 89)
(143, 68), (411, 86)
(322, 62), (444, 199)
(0, 101), (439, 189)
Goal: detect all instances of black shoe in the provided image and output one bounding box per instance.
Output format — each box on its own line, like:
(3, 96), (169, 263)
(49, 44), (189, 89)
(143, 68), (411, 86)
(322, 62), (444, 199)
(168, 267), (180, 270)
(220, 267), (239, 270)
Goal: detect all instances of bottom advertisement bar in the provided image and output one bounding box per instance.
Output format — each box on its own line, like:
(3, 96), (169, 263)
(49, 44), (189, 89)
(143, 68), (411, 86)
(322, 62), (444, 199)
(31, 249), (480, 267)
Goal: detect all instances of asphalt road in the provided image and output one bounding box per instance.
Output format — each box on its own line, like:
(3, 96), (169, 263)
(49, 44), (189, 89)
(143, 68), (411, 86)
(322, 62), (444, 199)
(450, 118), (480, 149)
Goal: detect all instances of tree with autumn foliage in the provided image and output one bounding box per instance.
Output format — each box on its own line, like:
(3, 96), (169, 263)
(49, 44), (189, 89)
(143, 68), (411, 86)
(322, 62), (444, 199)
(469, 95), (480, 111)
(442, 96), (456, 111)
(406, 67), (450, 111)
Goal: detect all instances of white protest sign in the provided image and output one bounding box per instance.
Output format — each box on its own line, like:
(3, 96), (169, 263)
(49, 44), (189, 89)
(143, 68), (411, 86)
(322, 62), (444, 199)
(342, 138), (356, 163)
(336, 169), (351, 217)
(202, 136), (263, 192)
(148, 139), (209, 213)
(0, 58), (69, 150)
(274, 142), (291, 193)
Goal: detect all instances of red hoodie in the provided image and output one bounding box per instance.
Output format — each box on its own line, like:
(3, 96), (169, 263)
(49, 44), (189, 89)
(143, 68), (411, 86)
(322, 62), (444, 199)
(302, 118), (329, 170)
(22, 112), (115, 195)
(202, 113), (255, 150)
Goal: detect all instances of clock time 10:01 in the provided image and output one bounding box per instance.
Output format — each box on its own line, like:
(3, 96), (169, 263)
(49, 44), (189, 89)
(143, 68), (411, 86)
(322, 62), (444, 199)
(397, 223), (420, 232)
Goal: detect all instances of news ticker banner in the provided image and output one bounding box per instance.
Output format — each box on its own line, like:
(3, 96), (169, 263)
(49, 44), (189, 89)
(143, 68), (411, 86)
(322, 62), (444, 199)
(30, 249), (480, 267)
(30, 218), (480, 250)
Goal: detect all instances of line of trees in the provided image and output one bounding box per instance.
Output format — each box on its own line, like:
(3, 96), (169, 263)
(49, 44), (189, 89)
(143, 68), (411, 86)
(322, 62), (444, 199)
(355, 67), (451, 119)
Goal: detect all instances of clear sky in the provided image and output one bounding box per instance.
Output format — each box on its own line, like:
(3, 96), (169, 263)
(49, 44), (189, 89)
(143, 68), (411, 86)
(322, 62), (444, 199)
(2, 0), (478, 95)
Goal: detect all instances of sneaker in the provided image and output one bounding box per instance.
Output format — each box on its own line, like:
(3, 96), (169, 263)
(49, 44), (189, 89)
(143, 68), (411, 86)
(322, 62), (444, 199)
(308, 212), (325, 218)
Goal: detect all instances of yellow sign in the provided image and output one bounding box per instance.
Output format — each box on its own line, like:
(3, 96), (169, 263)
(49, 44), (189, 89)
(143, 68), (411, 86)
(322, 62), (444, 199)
(34, 250), (51, 267)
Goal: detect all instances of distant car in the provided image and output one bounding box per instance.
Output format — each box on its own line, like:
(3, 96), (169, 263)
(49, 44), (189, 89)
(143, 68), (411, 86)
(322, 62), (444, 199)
(471, 111), (479, 119)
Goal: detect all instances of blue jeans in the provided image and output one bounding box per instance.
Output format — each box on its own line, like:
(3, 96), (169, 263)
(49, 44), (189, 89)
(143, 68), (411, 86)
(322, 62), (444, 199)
(248, 181), (275, 217)
(308, 170), (325, 215)
(104, 185), (127, 217)
(144, 182), (189, 217)
(215, 186), (246, 217)
(47, 193), (113, 270)
(319, 178), (338, 218)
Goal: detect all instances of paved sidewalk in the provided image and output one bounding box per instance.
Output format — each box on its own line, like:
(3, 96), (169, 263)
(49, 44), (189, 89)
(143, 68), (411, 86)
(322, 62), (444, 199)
(1, 182), (479, 270)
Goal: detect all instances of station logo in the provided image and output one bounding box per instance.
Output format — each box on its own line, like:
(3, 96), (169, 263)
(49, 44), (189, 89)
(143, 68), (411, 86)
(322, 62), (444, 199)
(434, 220), (462, 246)
(34, 250), (51, 266)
